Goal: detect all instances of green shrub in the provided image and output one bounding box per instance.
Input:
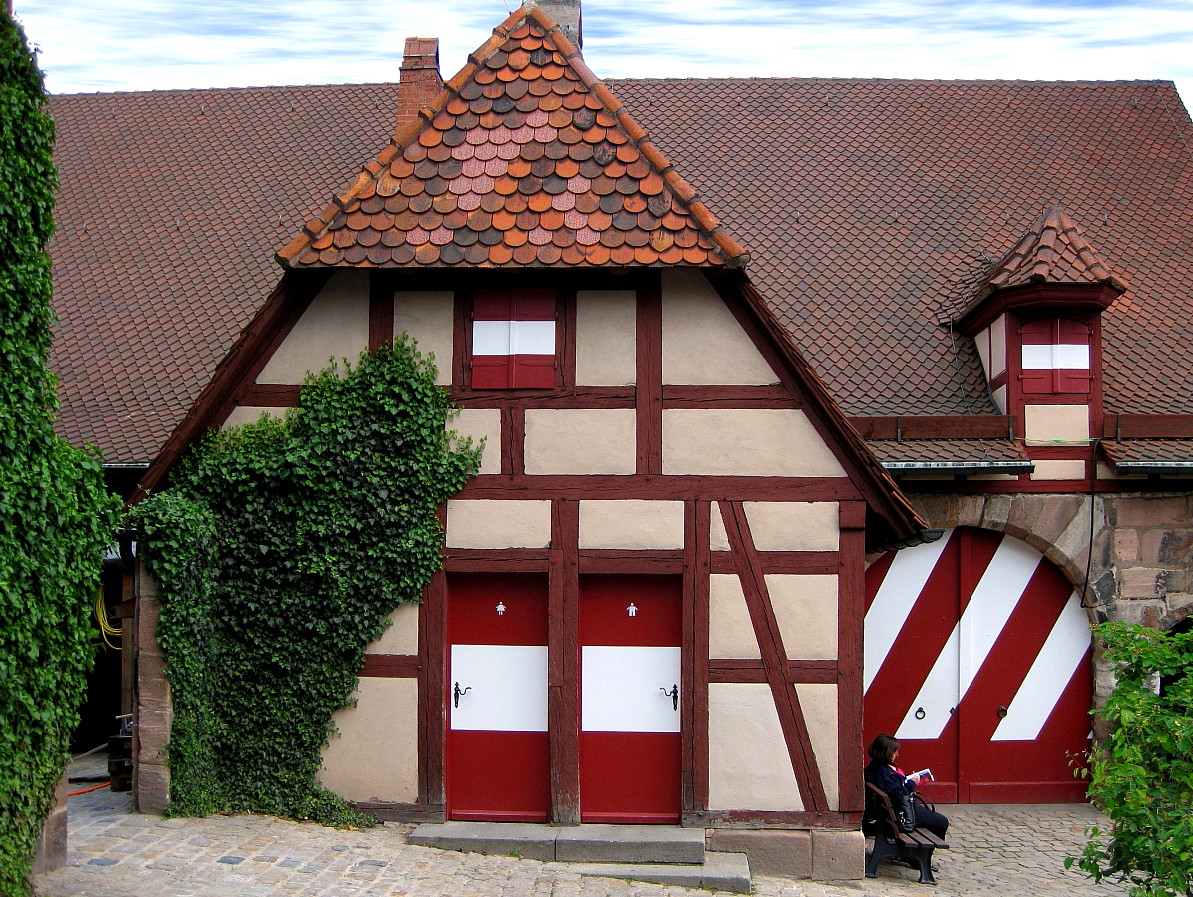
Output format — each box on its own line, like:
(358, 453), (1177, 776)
(0, 10), (118, 895)
(1068, 621), (1193, 897)
(131, 341), (479, 826)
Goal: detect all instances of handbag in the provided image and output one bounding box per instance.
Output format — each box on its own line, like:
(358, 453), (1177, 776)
(892, 791), (917, 833)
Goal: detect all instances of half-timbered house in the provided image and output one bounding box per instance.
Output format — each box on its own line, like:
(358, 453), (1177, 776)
(43, 0), (1193, 880)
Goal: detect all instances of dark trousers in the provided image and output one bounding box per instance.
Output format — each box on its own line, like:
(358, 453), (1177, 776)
(914, 805), (949, 839)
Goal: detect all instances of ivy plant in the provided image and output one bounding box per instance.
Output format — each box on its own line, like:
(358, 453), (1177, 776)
(131, 340), (479, 826)
(0, 9), (118, 896)
(1067, 621), (1193, 897)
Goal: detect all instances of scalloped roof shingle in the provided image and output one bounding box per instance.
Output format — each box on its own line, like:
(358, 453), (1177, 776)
(277, 6), (747, 270)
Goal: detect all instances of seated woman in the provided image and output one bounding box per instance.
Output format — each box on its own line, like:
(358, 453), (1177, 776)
(864, 733), (949, 839)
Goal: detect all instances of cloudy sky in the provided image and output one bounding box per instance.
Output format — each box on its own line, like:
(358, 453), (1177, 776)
(14, 0), (1193, 109)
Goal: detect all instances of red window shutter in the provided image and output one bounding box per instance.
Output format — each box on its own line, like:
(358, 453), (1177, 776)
(1019, 319), (1054, 394)
(472, 290), (515, 388)
(1055, 319), (1091, 394)
(470, 289), (557, 389)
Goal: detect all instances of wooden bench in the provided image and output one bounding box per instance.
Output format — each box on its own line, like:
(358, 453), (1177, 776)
(863, 782), (949, 885)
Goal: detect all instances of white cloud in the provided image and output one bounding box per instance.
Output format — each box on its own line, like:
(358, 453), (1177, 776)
(14, 0), (1193, 108)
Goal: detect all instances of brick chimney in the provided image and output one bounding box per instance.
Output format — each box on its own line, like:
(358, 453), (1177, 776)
(394, 37), (443, 137)
(528, 0), (582, 48)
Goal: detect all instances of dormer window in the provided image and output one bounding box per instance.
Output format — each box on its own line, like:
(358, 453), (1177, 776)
(470, 288), (557, 389)
(1019, 318), (1091, 395)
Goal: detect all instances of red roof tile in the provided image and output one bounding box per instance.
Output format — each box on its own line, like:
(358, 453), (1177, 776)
(278, 6), (746, 271)
(46, 76), (1193, 462)
(868, 438), (1030, 466)
(1103, 439), (1193, 468)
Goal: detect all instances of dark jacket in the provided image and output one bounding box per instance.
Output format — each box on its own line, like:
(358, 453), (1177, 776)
(864, 759), (916, 798)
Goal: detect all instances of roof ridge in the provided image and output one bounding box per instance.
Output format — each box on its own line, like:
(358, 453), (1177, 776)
(276, 3), (748, 269)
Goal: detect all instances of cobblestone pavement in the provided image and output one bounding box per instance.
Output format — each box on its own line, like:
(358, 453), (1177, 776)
(37, 756), (1126, 897)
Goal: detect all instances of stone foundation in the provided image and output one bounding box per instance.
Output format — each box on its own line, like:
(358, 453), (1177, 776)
(32, 774), (68, 874)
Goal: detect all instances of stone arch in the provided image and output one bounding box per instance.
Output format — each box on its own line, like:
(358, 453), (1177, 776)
(906, 493), (1111, 624)
(1158, 601), (1193, 633)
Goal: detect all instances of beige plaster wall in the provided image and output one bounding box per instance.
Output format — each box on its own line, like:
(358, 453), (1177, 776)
(662, 409), (846, 477)
(709, 573), (758, 659)
(258, 270), (370, 383)
(575, 290), (637, 386)
(367, 603), (420, 656)
(394, 291), (455, 386)
(223, 405), (284, 428)
(709, 573), (838, 660)
(708, 682), (802, 810)
(768, 574), (838, 660)
(446, 499), (551, 548)
(710, 503), (731, 551)
(975, 327), (991, 381)
(524, 408), (636, 474)
(990, 315), (1007, 378)
(320, 677), (418, 803)
(1024, 404), (1090, 445)
(992, 384), (1007, 414)
(660, 269), (778, 385)
(1030, 459), (1087, 481)
(578, 500), (685, 549)
(449, 408), (501, 475)
(796, 683), (840, 809)
(745, 502), (839, 551)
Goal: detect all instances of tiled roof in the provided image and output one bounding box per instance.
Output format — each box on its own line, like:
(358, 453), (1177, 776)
(1103, 439), (1193, 469)
(868, 439), (1031, 467)
(980, 205), (1127, 293)
(278, 7), (745, 270)
(47, 75), (1193, 462)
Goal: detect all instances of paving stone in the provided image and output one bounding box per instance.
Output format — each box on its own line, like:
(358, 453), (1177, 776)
(36, 755), (1128, 897)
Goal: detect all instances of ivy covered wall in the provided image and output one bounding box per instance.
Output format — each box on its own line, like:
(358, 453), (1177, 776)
(132, 342), (479, 825)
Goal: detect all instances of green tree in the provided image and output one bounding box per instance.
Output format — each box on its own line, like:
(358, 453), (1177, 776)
(1069, 621), (1193, 897)
(0, 9), (118, 896)
(132, 341), (479, 825)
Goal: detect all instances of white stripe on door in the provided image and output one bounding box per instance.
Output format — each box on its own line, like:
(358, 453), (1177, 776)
(992, 592), (1089, 741)
(581, 646), (681, 733)
(863, 530), (952, 693)
(450, 644), (548, 732)
(895, 536), (1041, 740)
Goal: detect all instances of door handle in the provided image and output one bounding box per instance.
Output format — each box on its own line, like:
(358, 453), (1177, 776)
(453, 682), (471, 708)
(996, 705), (1008, 719)
(660, 684), (679, 711)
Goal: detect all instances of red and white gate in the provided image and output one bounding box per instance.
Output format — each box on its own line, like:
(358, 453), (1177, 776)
(863, 528), (1091, 803)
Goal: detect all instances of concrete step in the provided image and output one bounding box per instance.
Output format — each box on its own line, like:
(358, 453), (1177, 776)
(566, 851), (752, 894)
(408, 821), (706, 864)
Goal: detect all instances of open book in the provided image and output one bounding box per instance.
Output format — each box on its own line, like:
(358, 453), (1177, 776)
(907, 768), (934, 783)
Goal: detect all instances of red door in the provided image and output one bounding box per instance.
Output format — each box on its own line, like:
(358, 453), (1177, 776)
(446, 574), (550, 820)
(863, 528), (1092, 803)
(579, 575), (682, 823)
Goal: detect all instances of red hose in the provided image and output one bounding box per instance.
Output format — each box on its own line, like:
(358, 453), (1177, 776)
(68, 782), (111, 796)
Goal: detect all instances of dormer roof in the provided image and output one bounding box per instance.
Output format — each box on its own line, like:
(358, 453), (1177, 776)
(957, 205), (1127, 334)
(277, 5), (747, 270)
(985, 205), (1127, 293)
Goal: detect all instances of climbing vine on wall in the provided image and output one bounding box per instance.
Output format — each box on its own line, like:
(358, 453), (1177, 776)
(131, 341), (480, 826)
(0, 10), (118, 896)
